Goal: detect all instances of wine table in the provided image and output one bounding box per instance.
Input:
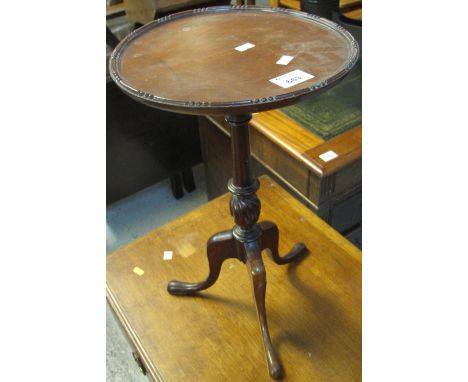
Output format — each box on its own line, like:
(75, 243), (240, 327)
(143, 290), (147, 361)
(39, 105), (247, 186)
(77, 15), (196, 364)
(109, 6), (358, 379)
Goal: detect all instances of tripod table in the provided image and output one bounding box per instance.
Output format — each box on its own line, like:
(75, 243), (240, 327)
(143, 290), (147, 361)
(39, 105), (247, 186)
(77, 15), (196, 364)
(109, 5), (358, 379)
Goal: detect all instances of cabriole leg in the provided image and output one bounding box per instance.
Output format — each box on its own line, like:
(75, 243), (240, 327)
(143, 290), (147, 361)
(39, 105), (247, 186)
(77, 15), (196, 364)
(259, 220), (308, 265)
(245, 240), (283, 380)
(167, 229), (237, 295)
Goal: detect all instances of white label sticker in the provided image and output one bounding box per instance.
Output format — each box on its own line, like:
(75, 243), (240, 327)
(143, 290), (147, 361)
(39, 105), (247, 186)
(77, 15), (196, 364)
(319, 150), (338, 162)
(133, 267), (144, 276)
(276, 55), (294, 65)
(163, 251), (173, 260)
(235, 42), (255, 52)
(269, 69), (315, 89)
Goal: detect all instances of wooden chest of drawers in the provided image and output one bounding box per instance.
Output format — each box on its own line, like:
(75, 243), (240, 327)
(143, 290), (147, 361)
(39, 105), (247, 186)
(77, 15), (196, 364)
(199, 113), (362, 247)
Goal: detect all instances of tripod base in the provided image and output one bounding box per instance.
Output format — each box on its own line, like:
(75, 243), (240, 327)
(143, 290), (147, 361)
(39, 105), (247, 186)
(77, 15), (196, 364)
(168, 220), (308, 380)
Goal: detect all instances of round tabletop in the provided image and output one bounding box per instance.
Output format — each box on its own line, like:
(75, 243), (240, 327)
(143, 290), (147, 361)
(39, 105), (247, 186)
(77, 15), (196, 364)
(109, 6), (359, 115)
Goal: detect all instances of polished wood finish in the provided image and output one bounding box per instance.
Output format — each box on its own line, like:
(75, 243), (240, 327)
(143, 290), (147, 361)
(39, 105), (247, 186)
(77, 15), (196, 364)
(207, 113), (361, 178)
(202, 115), (312, 197)
(124, 0), (229, 24)
(167, 115), (307, 378)
(303, 124), (361, 177)
(167, 228), (237, 294)
(200, 115), (362, 238)
(251, 110), (325, 157)
(108, 6), (359, 377)
(110, 6), (359, 115)
(107, 175), (362, 382)
(125, 0), (155, 24)
(106, 2), (126, 18)
(269, 0), (362, 20)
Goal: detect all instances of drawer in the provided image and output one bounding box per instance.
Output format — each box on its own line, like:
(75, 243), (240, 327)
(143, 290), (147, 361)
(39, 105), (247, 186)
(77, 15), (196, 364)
(329, 190), (362, 233)
(345, 224), (362, 249)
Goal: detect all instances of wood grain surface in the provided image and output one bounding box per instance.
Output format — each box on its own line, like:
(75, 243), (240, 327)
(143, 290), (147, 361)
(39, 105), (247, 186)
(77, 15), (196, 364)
(251, 110), (324, 158)
(107, 175), (361, 381)
(208, 113), (362, 178)
(303, 124), (361, 177)
(110, 6), (359, 115)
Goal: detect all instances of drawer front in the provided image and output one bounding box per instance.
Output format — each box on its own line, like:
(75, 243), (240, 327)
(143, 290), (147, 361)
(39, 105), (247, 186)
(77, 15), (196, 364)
(346, 225), (362, 249)
(249, 127), (309, 197)
(329, 189), (362, 233)
(200, 116), (310, 201)
(308, 158), (362, 205)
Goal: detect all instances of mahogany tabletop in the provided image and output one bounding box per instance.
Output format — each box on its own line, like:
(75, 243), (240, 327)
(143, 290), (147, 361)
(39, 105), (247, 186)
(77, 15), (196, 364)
(109, 6), (359, 115)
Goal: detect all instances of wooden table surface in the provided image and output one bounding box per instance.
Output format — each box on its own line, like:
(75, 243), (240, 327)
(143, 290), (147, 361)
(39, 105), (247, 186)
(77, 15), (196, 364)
(250, 110), (361, 177)
(110, 6), (358, 115)
(107, 175), (361, 381)
(202, 112), (361, 214)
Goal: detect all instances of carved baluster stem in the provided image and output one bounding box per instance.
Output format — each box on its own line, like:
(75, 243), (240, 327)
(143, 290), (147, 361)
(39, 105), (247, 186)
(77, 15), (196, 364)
(226, 114), (261, 247)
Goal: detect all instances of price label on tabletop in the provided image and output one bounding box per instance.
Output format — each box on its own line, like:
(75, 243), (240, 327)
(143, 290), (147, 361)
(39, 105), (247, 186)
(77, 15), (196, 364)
(269, 69), (315, 89)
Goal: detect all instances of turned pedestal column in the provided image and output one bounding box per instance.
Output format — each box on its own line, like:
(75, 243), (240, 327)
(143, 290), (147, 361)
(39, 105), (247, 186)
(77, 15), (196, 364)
(109, 6), (358, 379)
(168, 114), (307, 378)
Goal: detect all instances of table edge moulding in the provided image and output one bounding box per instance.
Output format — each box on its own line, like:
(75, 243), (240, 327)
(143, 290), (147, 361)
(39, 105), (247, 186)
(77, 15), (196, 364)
(108, 5), (359, 379)
(109, 5), (359, 116)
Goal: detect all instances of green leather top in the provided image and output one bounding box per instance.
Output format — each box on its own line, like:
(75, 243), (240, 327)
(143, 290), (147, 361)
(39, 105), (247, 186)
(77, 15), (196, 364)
(280, 59), (361, 141)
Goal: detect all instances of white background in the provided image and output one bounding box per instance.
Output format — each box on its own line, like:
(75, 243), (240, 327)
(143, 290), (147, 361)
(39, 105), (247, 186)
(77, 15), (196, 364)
(1, 1), (467, 381)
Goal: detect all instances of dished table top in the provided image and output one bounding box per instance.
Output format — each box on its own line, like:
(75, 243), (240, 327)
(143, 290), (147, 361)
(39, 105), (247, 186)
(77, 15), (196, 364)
(109, 6), (359, 115)
(107, 175), (361, 381)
